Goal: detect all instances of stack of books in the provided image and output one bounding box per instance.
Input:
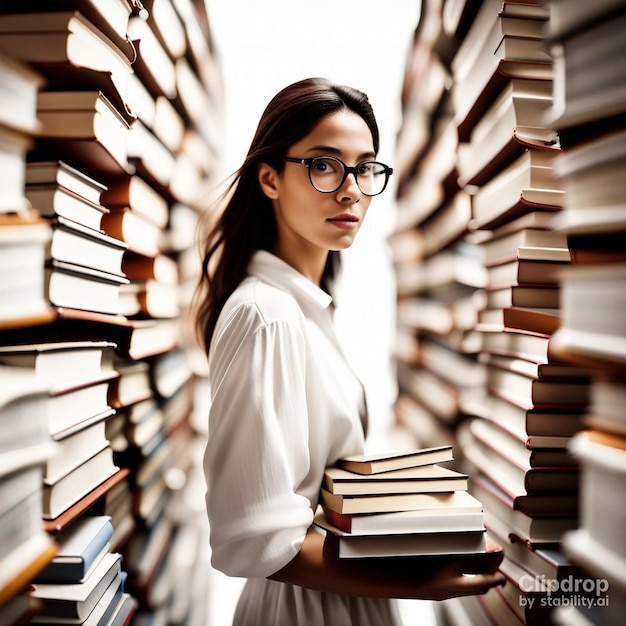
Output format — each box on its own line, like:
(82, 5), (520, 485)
(316, 446), (501, 567)
(31, 515), (136, 626)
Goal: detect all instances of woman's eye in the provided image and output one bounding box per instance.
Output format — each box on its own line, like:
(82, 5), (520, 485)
(357, 163), (373, 176)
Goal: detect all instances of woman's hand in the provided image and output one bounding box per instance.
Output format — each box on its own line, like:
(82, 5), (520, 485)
(270, 527), (506, 601)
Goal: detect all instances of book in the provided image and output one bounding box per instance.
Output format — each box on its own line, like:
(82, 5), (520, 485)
(336, 445), (454, 475)
(0, 0), (134, 55)
(484, 353), (589, 382)
(546, 12), (626, 129)
(35, 516), (114, 583)
(322, 506), (485, 536)
(567, 432), (626, 568)
(45, 260), (129, 315)
(479, 328), (556, 364)
(144, 0), (187, 61)
(100, 175), (169, 229)
(552, 263), (626, 365)
(584, 377), (626, 436)
(46, 370), (117, 438)
(154, 94), (186, 153)
(0, 124), (33, 213)
(0, 11), (134, 122)
(126, 119), (176, 190)
(33, 91), (133, 180)
(26, 161), (107, 206)
(45, 419), (111, 486)
(25, 183), (109, 232)
(48, 216), (128, 277)
(486, 362), (589, 408)
(323, 464), (469, 496)
(0, 590), (38, 626)
(320, 487), (484, 516)
(505, 535), (584, 583)
(42, 447), (119, 520)
(0, 373), (51, 467)
(457, 78), (558, 187)
(30, 551), (122, 621)
(481, 228), (570, 267)
(314, 511), (487, 559)
(0, 533), (58, 608)
(0, 340), (114, 388)
(0, 48), (44, 134)
(108, 360), (153, 409)
(119, 279), (180, 319)
(551, 128), (626, 234)
(5, 309), (181, 361)
(485, 258), (568, 288)
(0, 215), (52, 324)
(482, 565), (554, 626)
(43, 468), (129, 534)
(470, 149), (564, 231)
(567, 231), (626, 266)
(100, 208), (163, 258)
(127, 14), (177, 99)
(150, 348), (193, 400)
(477, 307), (561, 335)
(485, 284), (560, 310)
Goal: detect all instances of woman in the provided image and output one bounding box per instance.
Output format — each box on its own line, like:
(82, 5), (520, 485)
(196, 78), (504, 625)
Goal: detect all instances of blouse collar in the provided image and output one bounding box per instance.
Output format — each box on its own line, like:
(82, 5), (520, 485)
(248, 250), (333, 311)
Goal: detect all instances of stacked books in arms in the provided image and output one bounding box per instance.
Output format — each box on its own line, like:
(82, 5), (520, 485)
(316, 446), (502, 567)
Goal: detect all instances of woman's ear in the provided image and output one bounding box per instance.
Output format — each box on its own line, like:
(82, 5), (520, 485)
(257, 163), (280, 200)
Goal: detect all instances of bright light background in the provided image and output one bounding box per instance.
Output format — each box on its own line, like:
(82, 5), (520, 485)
(204, 0), (422, 444)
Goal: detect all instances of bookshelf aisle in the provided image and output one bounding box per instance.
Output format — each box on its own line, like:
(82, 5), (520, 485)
(0, 1), (224, 625)
(393, 0), (625, 625)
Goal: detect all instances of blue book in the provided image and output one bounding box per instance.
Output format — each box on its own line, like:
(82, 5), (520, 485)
(35, 516), (114, 583)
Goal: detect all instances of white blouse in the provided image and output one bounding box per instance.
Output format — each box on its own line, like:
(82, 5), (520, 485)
(204, 251), (401, 626)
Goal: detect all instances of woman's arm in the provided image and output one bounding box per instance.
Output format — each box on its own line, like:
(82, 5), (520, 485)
(269, 526), (506, 601)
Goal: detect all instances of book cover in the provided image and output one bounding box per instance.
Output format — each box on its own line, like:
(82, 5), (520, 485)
(322, 506), (485, 536)
(323, 464), (468, 496)
(35, 516), (114, 583)
(30, 552), (121, 621)
(337, 445), (454, 475)
(320, 487), (483, 516)
(315, 511), (487, 559)
(42, 447), (119, 520)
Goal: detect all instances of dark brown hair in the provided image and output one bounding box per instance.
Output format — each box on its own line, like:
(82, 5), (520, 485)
(194, 77), (380, 352)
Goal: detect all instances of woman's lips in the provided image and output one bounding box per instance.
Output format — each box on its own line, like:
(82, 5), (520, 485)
(327, 214), (359, 230)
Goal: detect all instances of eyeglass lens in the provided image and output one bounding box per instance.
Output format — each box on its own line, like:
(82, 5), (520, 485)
(309, 157), (388, 195)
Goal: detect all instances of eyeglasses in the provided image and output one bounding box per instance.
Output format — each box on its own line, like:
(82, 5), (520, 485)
(283, 155), (393, 196)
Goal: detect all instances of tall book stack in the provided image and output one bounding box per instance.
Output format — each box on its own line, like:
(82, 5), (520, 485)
(0, 34), (60, 626)
(451, 1), (596, 623)
(392, 1), (614, 624)
(316, 446), (503, 571)
(391, 0), (487, 468)
(539, 2), (626, 625)
(0, 1), (224, 624)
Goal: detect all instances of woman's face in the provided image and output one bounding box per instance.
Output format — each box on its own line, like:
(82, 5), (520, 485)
(258, 109), (375, 279)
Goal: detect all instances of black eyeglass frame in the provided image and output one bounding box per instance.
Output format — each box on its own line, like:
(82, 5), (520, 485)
(283, 156), (393, 196)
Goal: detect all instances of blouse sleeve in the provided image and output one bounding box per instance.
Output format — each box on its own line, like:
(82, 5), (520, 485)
(204, 301), (315, 579)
